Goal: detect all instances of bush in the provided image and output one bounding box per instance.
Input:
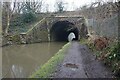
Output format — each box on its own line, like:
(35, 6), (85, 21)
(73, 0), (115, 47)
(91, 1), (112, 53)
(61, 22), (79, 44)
(22, 2), (37, 23)
(105, 42), (120, 77)
(107, 42), (120, 61)
(22, 12), (37, 23)
(84, 38), (120, 77)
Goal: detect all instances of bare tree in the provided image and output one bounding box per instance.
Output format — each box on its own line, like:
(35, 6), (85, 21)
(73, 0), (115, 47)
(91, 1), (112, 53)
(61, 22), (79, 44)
(2, 1), (17, 35)
(22, 0), (44, 13)
(2, 0), (44, 35)
(14, 2), (26, 14)
(0, 2), (2, 34)
(55, 0), (67, 12)
(45, 4), (49, 13)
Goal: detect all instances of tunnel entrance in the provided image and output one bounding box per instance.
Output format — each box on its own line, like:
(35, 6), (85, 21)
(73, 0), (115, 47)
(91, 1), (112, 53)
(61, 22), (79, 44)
(50, 20), (79, 41)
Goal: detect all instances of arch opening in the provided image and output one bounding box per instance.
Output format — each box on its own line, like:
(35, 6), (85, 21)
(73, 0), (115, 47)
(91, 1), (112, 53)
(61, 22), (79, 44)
(50, 20), (79, 41)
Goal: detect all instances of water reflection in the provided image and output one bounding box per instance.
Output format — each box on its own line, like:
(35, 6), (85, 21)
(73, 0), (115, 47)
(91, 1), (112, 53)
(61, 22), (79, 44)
(11, 65), (25, 78)
(2, 42), (66, 78)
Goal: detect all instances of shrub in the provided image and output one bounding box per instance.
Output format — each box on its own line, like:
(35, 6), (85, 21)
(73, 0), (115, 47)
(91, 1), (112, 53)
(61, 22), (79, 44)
(22, 12), (37, 23)
(84, 37), (120, 77)
(107, 42), (120, 61)
(94, 37), (109, 50)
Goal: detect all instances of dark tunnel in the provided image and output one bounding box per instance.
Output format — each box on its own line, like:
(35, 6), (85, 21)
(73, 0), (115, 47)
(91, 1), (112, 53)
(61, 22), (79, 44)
(50, 20), (79, 41)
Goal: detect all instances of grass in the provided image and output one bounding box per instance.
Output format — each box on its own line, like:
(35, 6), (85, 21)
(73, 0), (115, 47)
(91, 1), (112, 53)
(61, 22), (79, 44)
(80, 38), (88, 45)
(30, 42), (70, 78)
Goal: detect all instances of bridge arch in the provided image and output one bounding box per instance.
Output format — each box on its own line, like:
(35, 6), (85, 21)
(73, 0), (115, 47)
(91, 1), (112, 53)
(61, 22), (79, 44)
(50, 20), (79, 41)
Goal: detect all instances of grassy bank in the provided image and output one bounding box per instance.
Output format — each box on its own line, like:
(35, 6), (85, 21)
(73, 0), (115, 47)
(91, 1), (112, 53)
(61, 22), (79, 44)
(30, 42), (70, 78)
(80, 39), (120, 78)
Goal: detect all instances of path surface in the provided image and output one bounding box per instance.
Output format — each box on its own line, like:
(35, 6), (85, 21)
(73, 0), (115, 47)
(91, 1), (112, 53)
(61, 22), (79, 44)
(52, 41), (113, 78)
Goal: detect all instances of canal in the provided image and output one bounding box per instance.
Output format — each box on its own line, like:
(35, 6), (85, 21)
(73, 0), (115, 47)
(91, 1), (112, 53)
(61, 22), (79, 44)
(2, 42), (66, 78)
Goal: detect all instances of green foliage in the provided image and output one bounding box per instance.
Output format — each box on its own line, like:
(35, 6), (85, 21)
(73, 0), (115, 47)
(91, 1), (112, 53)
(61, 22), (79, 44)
(22, 12), (37, 23)
(107, 42), (120, 61)
(22, 2), (37, 23)
(10, 15), (25, 29)
(80, 38), (88, 45)
(80, 38), (120, 77)
(9, 13), (41, 34)
(104, 42), (120, 77)
(30, 43), (70, 78)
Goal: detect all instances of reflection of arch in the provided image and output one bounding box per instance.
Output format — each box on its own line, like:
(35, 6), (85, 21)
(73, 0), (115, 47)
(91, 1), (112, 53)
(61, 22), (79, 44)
(50, 20), (79, 41)
(68, 32), (75, 42)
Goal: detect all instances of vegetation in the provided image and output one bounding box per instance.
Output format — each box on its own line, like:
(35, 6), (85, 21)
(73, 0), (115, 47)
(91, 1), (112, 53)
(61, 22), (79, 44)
(104, 41), (120, 77)
(22, 11), (36, 24)
(80, 38), (88, 45)
(30, 43), (70, 78)
(80, 38), (120, 77)
(2, 1), (44, 35)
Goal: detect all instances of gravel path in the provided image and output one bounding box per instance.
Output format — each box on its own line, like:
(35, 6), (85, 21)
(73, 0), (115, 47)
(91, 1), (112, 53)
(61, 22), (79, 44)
(52, 41), (113, 78)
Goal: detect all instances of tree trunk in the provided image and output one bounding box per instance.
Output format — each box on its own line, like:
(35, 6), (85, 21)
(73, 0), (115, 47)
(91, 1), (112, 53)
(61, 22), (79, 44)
(5, 10), (10, 35)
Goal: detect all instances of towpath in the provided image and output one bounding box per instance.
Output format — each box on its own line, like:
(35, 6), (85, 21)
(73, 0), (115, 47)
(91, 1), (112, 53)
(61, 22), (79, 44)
(52, 41), (113, 78)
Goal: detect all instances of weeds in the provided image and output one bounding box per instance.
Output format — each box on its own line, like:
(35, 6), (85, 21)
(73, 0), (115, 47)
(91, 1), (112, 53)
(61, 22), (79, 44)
(80, 38), (120, 77)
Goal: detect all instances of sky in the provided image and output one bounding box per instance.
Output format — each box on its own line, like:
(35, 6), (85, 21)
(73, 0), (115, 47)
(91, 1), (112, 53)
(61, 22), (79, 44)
(42, 0), (96, 12)
(3, 0), (118, 12)
(41, 0), (118, 12)
(3, 0), (96, 12)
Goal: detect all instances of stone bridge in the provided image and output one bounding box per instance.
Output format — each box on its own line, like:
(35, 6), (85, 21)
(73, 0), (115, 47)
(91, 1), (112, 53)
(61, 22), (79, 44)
(20, 16), (88, 43)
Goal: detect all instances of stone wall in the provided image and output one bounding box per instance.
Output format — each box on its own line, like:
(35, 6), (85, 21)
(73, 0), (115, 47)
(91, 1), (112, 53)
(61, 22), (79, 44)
(52, 2), (119, 39)
(23, 16), (87, 43)
(25, 18), (49, 43)
(4, 2), (119, 44)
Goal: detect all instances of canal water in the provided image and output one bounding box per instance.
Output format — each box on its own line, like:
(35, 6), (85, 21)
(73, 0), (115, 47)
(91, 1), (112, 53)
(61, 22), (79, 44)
(2, 42), (66, 78)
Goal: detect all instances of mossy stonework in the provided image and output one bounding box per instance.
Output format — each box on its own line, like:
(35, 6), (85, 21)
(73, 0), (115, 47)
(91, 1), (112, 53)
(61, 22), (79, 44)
(30, 42), (70, 78)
